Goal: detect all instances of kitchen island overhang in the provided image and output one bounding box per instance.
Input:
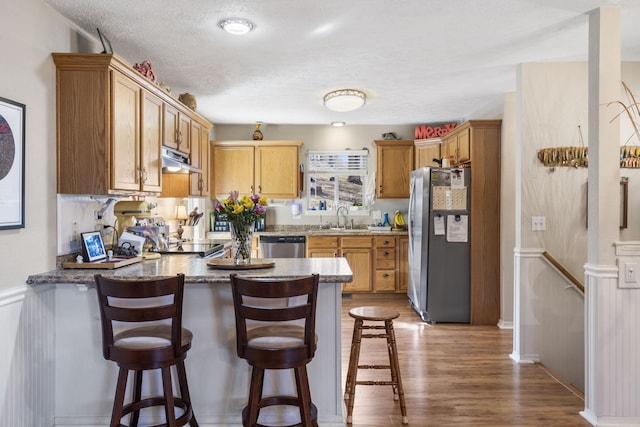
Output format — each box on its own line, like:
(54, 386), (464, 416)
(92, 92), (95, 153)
(26, 256), (352, 427)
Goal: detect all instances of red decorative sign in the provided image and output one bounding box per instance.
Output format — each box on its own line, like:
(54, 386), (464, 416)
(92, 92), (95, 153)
(414, 122), (457, 139)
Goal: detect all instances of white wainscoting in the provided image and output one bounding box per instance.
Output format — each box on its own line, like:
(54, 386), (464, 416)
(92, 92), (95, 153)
(0, 285), (55, 427)
(513, 249), (585, 392)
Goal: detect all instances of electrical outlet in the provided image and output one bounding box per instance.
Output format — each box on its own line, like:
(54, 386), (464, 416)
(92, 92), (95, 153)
(532, 216), (546, 231)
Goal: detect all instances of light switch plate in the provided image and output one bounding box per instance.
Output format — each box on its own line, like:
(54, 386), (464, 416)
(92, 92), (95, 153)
(618, 258), (640, 288)
(532, 216), (546, 231)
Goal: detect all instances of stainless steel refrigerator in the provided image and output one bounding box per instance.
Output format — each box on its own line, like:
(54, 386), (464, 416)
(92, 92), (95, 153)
(407, 167), (470, 323)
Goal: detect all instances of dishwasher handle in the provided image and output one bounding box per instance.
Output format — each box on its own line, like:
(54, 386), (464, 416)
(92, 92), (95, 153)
(259, 235), (306, 244)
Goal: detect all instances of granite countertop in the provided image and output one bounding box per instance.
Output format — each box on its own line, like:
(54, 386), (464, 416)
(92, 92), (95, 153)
(27, 256), (353, 286)
(208, 227), (408, 239)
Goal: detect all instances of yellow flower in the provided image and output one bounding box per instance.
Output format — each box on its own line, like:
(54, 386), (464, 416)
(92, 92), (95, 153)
(258, 196), (267, 206)
(232, 204), (244, 214)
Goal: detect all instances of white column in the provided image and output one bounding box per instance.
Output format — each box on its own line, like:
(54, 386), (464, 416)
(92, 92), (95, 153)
(581, 7), (640, 426)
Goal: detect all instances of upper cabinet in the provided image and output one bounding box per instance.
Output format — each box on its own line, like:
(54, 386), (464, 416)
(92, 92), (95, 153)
(414, 138), (441, 169)
(374, 140), (415, 199)
(189, 122), (209, 197)
(53, 53), (211, 196)
(212, 140), (302, 198)
(163, 104), (192, 156)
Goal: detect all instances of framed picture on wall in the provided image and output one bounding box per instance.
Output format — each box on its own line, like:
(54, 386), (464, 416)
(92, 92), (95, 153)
(0, 96), (25, 230)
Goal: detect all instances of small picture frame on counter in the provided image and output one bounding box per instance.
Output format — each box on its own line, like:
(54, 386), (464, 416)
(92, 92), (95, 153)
(81, 231), (107, 263)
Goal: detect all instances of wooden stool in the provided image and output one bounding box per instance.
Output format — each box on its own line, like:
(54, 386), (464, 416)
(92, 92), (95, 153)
(94, 273), (198, 427)
(344, 306), (408, 425)
(230, 273), (320, 427)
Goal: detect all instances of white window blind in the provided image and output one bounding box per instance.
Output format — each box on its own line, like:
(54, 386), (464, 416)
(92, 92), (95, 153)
(307, 150), (368, 174)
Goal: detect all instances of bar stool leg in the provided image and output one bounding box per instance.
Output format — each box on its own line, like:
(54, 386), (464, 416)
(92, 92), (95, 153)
(111, 368), (128, 427)
(345, 318), (363, 424)
(130, 370), (143, 426)
(245, 367), (264, 426)
(295, 366), (314, 426)
(386, 320), (408, 424)
(344, 317), (360, 401)
(176, 360), (199, 427)
(161, 366), (177, 427)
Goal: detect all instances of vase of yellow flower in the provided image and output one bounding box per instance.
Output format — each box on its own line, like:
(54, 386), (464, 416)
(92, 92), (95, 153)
(215, 191), (267, 265)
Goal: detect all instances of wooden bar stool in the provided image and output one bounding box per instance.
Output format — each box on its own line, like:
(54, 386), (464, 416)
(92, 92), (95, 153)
(230, 273), (320, 427)
(344, 306), (408, 425)
(94, 273), (198, 427)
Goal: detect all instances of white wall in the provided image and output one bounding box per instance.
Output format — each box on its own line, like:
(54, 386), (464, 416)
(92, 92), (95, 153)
(0, 0), (102, 291)
(213, 124), (417, 227)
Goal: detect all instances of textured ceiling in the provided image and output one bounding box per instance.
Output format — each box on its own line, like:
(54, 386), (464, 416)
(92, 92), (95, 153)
(42, 0), (640, 126)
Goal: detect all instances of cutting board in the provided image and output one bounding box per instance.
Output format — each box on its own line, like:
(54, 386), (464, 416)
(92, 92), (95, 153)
(63, 256), (142, 269)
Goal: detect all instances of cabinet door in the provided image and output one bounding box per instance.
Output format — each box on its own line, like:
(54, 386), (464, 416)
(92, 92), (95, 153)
(375, 142), (414, 198)
(415, 143), (440, 169)
(178, 113), (191, 155)
(398, 236), (409, 291)
(456, 128), (471, 163)
(163, 104), (179, 150)
(213, 145), (255, 196)
(189, 122), (204, 196)
(199, 131), (210, 196)
(441, 137), (456, 159)
(341, 248), (372, 292)
(255, 145), (299, 198)
(140, 91), (163, 192)
(111, 72), (141, 192)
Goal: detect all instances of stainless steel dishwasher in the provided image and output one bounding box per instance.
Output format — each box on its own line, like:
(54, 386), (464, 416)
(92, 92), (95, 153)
(259, 235), (306, 258)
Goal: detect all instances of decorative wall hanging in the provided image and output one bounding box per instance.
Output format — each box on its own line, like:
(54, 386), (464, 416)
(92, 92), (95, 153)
(537, 125), (587, 168)
(0, 96), (25, 229)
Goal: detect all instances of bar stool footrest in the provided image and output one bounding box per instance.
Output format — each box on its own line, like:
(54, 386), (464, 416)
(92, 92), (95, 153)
(242, 399), (318, 427)
(120, 396), (192, 427)
(357, 364), (391, 370)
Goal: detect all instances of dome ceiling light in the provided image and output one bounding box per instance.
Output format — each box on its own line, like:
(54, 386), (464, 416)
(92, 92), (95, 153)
(323, 89), (367, 112)
(218, 18), (255, 35)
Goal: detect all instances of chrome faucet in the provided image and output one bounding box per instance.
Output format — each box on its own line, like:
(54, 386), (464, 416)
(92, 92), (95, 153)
(336, 205), (349, 229)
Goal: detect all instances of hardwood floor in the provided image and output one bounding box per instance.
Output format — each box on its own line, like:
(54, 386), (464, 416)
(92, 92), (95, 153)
(340, 294), (591, 426)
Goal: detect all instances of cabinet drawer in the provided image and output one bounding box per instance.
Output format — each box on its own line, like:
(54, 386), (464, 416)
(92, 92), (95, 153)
(340, 236), (373, 248)
(374, 236), (396, 248)
(376, 248), (396, 269)
(374, 270), (396, 291)
(307, 236), (339, 248)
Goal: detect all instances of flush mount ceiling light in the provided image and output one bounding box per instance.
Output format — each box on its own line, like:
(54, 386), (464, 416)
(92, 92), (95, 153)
(218, 18), (255, 35)
(331, 121), (346, 127)
(323, 89), (367, 112)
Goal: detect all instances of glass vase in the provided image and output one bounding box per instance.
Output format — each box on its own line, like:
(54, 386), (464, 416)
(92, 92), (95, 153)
(229, 221), (254, 265)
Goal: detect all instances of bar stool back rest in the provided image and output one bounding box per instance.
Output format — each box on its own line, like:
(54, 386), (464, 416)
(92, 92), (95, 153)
(231, 274), (319, 364)
(95, 274), (188, 368)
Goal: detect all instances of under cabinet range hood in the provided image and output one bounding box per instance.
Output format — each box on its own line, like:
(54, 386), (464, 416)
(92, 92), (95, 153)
(161, 147), (202, 174)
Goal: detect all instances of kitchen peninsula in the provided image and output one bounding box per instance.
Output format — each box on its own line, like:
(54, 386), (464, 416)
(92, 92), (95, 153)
(27, 256), (352, 426)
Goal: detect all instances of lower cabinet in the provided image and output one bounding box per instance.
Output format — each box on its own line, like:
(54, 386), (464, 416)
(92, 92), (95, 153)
(340, 237), (373, 293)
(307, 234), (407, 293)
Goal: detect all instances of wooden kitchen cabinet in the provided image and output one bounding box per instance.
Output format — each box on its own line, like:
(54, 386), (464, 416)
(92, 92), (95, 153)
(189, 122), (209, 197)
(374, 140), (415, 198)
(162, 104), (190, 156)
(340, 236), (373, 293)
(212, 140), (302, 198)
(441, 127), (470, 165)
(414, 138), (441, 169)
(306, 236), (339, 258)
(398, 236), (409, 291)
(53, 53), (211, 196)
(373, 235), (397, 292)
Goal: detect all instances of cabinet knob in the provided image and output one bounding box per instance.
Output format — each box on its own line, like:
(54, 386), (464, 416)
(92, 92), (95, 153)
(383, 240), (390, 245)
(384, 251), (389, 256)
(383, 273), (389, 278)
